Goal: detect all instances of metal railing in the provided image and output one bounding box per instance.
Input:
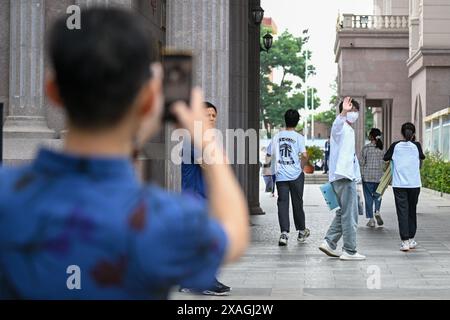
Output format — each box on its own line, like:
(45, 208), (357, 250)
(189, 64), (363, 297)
(338, 14), (409, 30)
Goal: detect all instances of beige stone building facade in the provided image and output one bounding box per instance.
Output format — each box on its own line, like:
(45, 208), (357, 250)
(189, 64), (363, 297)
(0, 0), (266, 215)
(336, 0), (450, 158)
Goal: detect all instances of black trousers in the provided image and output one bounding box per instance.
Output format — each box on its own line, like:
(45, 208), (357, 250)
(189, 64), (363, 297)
(393, 187), (421, 241)
(276, 173), (306, 233)
(324, 154), (329, 172)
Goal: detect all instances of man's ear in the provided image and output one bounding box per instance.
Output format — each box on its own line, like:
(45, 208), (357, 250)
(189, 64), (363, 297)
(45, 73), (64, 107)
(140, 71), (163, 117)
(138, 82), (154, 117)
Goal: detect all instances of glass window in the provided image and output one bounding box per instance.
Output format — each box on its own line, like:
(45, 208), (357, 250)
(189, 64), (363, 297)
(424, 121), (432, 152)
(432, 119), (440, 153)
(443, 115), (450, 161)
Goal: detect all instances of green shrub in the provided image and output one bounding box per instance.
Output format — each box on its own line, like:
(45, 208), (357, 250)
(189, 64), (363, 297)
(306, 145), (324, 163)
(421, 152), (450, 194)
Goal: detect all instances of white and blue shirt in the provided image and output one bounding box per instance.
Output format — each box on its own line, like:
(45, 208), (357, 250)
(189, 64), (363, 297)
(267, 130), (306, 182)
(384, 141), (426, 188)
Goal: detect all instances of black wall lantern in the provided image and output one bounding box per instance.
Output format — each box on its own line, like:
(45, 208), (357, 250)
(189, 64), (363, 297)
(252, 6), (264, 25)
(260, 32), (273, 52)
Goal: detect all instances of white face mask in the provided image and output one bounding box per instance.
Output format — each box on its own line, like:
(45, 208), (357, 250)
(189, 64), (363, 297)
(346, 112), (359, 124)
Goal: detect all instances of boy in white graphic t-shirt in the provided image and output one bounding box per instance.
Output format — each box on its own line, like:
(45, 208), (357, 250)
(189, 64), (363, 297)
(267, 110), (310, 246)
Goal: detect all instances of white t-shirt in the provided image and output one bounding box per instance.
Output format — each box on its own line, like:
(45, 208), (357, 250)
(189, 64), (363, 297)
(267, 130), (306, 182)
(328, 115), (361, 183)
(384, 141), (425, 188)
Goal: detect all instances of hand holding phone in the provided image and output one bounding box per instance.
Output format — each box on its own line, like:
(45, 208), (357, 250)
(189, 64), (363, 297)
(162, 50), (193, 123)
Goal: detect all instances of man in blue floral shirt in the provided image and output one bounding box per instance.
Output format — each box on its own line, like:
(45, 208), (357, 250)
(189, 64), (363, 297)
(0, 7), (249, 299)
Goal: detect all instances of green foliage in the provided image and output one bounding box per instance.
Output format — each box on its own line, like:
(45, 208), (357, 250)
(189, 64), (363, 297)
(306, 145), (324, 163)
(365, 108), (374, 134)
(329, 78), (339, 107)
(260, 29), (320, 137)
(314, 109), (336, 128)
(421, 152), (450, 194)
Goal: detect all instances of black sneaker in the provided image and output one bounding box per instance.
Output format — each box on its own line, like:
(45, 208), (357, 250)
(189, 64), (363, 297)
(202, 280), (231, 296)
(278, 233), (288, 246)
(297, 228), (311, 243)
(374, 212), (384, 226)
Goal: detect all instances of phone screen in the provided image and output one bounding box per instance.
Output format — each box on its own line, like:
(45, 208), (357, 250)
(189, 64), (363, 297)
(162, 51), (193, 123)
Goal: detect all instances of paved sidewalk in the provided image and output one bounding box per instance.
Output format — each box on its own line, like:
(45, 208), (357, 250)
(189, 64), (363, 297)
(172, 182), (450, 300)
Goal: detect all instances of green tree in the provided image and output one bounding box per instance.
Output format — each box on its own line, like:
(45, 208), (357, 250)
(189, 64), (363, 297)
(309, 79), (339, 131)
(365, 107), (374, 135)
(329, 78), (339, 108)
(260, 29), (320, 137)
(314, 109), (336, 129)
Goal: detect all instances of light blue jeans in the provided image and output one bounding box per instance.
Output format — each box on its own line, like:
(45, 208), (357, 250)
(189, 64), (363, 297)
(325, 179), (359, 255)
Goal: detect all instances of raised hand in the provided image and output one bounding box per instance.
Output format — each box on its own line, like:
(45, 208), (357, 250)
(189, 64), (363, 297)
(343, 97), (353, 112)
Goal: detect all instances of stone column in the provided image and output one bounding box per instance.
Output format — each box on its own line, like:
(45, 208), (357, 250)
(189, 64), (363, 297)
(5, 0), (54, 140)
(4, 0), (59, 164)
(382, 99), (393, 145)
(229, 0), (249, 202)
(247, 0), (264, 215)
(45, 0), (73, 138)
(166, 0), (231, 191)
(409, 0), (420, 57)
(372, 107), (383, 130)
(167, 0), (230, 132)
(0, 1), (10, 122)
(352, 96), (366, 158)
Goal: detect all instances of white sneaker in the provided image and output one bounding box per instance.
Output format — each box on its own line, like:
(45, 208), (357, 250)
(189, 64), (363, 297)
(400, 241), (410, 252)
(409, 239), (417, 249)
(278, 233), (288, 246)
(339, 252), (366, 261)
(366, 219), (375, 228)
(319, 241), (341, 257)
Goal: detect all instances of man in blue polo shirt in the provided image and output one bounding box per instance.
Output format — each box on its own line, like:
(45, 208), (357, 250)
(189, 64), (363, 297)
(0, 7), (249, 299)
(180, 102), (231, 296)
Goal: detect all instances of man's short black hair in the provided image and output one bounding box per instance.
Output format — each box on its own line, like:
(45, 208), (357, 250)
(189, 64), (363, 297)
(204, 101), (217, 114)
(338, 99), (360, 113)
(285, 109), (300, 128)
(48, 7), (156, 130)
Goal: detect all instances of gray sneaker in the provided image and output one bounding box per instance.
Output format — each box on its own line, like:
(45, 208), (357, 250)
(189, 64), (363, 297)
(366, 219), (376, 228)
(297, 228), (310, 243)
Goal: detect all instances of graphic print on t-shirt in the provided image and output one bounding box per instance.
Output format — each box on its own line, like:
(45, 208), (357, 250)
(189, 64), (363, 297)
(267, 131), (306, 182)
(279, 138), (296, 165)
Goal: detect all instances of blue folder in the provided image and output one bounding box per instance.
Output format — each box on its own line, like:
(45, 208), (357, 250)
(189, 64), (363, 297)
(320, 182), (340, 211)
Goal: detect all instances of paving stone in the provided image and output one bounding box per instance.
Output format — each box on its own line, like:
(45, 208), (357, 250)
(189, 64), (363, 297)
(171, 184), (450, 300)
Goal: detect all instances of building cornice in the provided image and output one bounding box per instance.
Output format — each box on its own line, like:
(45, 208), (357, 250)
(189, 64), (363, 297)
(335, 29), (409, 62)
(407, 48), (450, 78)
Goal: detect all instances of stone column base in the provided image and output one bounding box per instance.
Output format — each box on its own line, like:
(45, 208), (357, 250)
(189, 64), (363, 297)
(249, 204), (265, 216)
(2, 116), (61, 165)
(3, 116), (56, 139)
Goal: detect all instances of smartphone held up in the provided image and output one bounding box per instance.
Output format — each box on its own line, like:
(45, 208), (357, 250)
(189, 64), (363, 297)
(162, 50), (193, 123)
